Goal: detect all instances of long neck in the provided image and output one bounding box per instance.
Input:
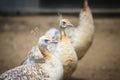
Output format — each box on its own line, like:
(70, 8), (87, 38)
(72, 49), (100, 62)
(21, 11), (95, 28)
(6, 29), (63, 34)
(60, 27), (68, 42)
(40, 46), (63, 69)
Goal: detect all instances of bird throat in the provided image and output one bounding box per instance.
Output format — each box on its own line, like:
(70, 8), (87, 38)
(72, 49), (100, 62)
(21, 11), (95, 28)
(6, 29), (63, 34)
(39, 48), (51, 60)
(60, 28), (68, 42)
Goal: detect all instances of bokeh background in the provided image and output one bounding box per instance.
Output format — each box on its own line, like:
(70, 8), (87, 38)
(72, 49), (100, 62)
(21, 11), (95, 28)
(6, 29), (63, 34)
(0, 0), (120, 80)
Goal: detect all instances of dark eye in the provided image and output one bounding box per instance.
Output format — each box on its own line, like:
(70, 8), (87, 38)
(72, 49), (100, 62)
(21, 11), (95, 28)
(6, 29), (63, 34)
(44, 39), (50, 43)
(62, 21), (66, 25)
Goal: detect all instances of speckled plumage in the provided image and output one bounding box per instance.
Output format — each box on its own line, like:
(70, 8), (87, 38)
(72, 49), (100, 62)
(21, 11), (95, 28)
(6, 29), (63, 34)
(0, 64), (50, 80)
(1, 35), (63, 80)
(0, 59), (63, 80)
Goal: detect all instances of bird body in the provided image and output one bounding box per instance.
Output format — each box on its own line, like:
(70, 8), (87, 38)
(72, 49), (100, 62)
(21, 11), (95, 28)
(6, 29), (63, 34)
(44, 0), (95, 60)
(66, 0), (95, 59)
(0, 35), (63, 80)
(55, 35), (78, 80)
(0, 58), (63, 80)
(0, 63), (50, 80)
(54, 19), (78, 80)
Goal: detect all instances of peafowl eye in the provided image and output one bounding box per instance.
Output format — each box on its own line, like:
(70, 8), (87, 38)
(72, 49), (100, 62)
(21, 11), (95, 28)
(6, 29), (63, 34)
(44, 39), (50, 43)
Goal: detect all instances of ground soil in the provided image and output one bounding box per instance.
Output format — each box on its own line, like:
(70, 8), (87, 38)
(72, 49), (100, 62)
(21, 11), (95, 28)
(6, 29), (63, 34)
(0, 15), (120, 80)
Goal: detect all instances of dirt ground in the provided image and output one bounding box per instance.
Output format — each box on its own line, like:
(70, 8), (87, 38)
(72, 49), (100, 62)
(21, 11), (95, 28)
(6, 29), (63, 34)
(0, 15), (120, 80)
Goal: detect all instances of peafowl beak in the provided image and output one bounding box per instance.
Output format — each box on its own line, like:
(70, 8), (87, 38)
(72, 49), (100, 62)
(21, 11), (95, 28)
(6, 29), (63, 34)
(50, 40), (58, 44)
(67, 22), (73, 27)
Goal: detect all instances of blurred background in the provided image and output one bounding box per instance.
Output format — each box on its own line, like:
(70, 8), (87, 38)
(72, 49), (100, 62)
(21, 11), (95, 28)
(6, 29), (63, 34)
(0, 0), (120, 14)
(0, 0), (120, 80)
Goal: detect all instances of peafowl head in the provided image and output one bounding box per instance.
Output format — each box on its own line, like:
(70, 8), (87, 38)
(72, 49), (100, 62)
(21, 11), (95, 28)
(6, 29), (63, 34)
(60, 19), (73, 29)
(58, 13), (73, 29)
(38, 35), (57, 50)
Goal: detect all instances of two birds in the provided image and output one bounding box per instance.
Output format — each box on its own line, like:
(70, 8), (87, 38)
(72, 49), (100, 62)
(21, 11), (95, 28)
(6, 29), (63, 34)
(0, 0), (95, 80)
(46, 0), (95, 60)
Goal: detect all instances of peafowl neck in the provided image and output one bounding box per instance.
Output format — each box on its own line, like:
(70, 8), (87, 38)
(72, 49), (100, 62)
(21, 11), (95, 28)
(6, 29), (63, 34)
(39, 48), (51, 60)
(60, 28), (68, 42)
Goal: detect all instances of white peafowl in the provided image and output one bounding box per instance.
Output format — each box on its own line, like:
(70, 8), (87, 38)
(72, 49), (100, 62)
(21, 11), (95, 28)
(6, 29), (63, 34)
(0, 35), (63, 80)
(54, 18), (78, 80)
(65, 0), (95, 59)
